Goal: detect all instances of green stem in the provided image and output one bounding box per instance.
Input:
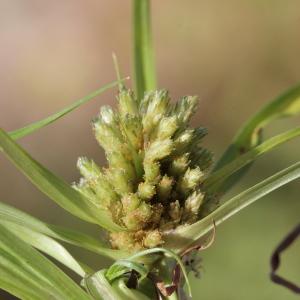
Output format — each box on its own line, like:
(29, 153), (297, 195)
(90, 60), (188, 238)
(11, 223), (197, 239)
(133, 0), (156, 100)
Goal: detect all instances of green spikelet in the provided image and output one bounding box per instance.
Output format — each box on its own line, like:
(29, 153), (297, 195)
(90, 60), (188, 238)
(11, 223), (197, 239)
(74, 88), (213, 251)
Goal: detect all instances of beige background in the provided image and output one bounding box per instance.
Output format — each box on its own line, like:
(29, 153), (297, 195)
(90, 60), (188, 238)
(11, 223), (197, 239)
(0, 1), (300, 299)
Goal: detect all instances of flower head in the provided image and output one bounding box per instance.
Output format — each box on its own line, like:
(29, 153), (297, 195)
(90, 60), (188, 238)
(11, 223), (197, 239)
(74, 88), (213, 251)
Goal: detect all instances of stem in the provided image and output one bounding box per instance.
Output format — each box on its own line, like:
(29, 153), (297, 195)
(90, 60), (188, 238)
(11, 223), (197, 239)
(133, 0), (156, 100)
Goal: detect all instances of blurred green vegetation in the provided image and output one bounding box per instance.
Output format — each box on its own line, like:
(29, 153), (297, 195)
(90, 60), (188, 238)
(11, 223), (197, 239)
(0, 0), (299, 299)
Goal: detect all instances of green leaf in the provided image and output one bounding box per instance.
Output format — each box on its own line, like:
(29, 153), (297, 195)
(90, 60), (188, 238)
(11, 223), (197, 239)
(165, 161), (300, 252)
(1, 221), (89, 277)
(0, 201), (129, 260)
(111, 277), (154, 300)
(0, 128), (123, 232)
(9, 80), (124, 140)
(84, 247), (192, 300)
(204, 127), (300, 193)
(128, 247), (192, 297)
(214, 84), (300, 194)
(84, 270), (154, 300)
(133, 0), (156, 100)
(0, 223), (92, 300)
(84, 270), (121, 300)
(106, 260), (148, 282)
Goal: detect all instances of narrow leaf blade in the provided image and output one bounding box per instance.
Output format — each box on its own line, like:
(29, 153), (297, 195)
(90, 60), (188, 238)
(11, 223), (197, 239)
(204, 127), (300, 193)
(214, 84), (300, 193)
(106, 260), (148, 282)
(84, 270), (122, 300)
(0, 224), (92, 300)
(165, 161), (300, 252)
(1, 221), (88, 277)
(0, 201), (129, 260)
(0, 128), (123, 232)
(84, 270), (152, 300)
(9, 80), (123, 140)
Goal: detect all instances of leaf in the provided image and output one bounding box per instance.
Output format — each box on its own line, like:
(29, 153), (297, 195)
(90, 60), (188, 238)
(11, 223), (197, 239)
(106, 260), (148, 282)
(84, 270), (153, 300)
(133, 0), (156, 100)
(0, 201), (129, 260)
(1, 221), (88, 277)
(214, 84), (300, 194)
(84, 270), (121, 300)
(9, 80), (125, 140)
(111, 277), (154, 300)
(84, 247), (192, 300)
(204, 127), (300, 193)
(164, 161), (300, 252)
(0, 128), (123, 232)
(128, 247), (192, 297)
(0, 223), (92, 300)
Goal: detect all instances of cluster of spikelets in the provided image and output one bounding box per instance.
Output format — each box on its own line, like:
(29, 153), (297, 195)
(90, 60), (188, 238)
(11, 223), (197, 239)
(73, 87), (213, 252)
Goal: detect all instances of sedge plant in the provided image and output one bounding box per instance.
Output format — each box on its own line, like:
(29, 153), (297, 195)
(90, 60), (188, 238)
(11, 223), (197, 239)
(1, 1), (300, 299)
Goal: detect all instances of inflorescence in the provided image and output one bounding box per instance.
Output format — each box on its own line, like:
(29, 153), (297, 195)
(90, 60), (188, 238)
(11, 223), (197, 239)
(74, 87), (213, 251)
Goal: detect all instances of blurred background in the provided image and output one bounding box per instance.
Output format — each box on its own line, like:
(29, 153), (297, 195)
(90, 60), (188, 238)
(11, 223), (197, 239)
(0, 0), (299, 299)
